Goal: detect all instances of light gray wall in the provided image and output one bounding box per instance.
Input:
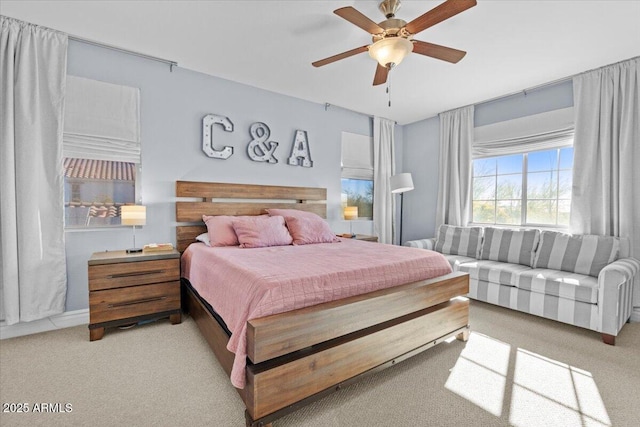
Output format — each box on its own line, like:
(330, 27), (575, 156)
(64, 41), (373, 311)
(401, 80), (574, 242)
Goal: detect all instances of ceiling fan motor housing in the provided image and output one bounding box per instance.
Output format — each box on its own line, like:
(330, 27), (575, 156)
(379, 0), (402, 19)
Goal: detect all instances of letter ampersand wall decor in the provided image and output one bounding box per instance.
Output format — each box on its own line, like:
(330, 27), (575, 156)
(247, 122), (278, 164)
(202, 114), (234, 159)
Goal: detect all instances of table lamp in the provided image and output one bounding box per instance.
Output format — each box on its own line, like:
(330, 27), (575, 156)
(344, 206), (358, 237)
(121, 205), (146, 253)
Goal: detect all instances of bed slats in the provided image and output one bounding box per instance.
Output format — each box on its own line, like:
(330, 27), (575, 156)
(176, 181), (326, 201)
(247, 272), (469, 363)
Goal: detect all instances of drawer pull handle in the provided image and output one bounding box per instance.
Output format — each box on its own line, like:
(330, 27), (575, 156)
(109, 270), (164, 279)
(108, 296), (167, 308)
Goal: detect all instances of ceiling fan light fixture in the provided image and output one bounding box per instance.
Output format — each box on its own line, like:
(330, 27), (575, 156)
(368, 37), (413, 68)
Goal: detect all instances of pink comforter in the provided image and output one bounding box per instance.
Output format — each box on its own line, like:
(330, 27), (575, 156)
(181, 238), (452, 388)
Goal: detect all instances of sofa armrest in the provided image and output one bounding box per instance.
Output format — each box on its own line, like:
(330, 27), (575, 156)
(404, 238), (437, 250)
(597, 257), (640, 335)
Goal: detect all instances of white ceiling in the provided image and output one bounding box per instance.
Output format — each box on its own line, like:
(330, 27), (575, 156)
(2, 1), (639, 124)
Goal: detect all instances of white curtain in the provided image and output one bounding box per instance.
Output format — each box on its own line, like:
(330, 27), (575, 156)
(0, 17), (68, 324)
(435, 106), (474, 230)
(570, 57), (640, 310)
(373, 116), (395, 244)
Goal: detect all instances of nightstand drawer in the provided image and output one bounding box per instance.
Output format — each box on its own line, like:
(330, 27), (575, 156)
(89, 281), (180, 324)
(89, 259), (180, 291)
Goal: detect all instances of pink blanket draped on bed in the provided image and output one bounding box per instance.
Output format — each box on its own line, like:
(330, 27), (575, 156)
(181, 238), (452, 388)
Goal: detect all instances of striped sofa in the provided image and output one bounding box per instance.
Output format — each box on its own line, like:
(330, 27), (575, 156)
(406, 225), (640, 345)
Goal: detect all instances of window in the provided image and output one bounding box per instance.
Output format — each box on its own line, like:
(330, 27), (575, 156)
(341, 132), (373, 219)
(472, 147), (573, 227)
(63, 159), (139, 227)
(341, 178), (374, 219)
(63, 76), (141, 228)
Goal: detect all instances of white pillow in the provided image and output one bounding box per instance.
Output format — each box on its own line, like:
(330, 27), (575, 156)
(196, 232), (211, 247)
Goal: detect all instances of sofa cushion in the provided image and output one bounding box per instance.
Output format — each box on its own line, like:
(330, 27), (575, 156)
(515, 268), (599, 304)
(435, 225), (483, 258)
(533, 231), (619, 277)
(441, 254), (477, 272)
(457, 260), (532, 287)
(480, 227), (540, 267)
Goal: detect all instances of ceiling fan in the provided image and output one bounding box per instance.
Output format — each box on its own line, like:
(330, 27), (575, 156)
(312, 0), (477, 86)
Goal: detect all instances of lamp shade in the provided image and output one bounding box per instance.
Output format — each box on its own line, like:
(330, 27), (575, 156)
(121, 205), (146, 226)
(390, 173), (414, 194)
(344, 206), (358, 220)
(368, 37), (413, 68)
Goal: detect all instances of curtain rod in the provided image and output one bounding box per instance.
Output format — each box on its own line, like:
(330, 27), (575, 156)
(463, 55), (640, 110)
(68, 35), (178, 71)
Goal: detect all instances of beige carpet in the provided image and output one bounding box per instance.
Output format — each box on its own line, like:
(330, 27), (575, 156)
(1, 301), (638, 427)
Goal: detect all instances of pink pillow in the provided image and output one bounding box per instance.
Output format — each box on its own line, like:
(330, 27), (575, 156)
(266, 209), (339, 245)
(202, 215), (266, 247)
(232, 215), (293, 248)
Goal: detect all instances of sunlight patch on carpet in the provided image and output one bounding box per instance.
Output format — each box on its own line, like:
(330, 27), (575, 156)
(510, 348), (611, 427)
(445, 332), (510, 416)
(445, 332), (611, 426)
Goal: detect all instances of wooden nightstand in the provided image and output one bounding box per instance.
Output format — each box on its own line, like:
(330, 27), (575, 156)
(88, 249), (181, 341)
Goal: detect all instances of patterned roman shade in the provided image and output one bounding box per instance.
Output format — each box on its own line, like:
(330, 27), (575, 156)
(434, 225), (483, 258)
(480, 227), (540, 267)
(533, 231), (619, 277)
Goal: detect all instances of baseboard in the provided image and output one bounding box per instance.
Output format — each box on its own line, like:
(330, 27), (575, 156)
(0, 309), (89, 340)
(631, 308), (640, 323)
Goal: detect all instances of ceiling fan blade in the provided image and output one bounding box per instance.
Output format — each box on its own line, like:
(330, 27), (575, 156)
(312, 45), (369, 67)
(412, 40), (466, 63)
(334, 7), (384, 34)
(405, 0), (477, 35)
(373, 64), (389, 86)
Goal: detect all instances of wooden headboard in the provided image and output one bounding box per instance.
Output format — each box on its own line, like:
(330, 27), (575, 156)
(175, 181), (327, 252)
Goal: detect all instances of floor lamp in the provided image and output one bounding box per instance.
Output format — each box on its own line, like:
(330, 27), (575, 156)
(390, 173), (414, 245)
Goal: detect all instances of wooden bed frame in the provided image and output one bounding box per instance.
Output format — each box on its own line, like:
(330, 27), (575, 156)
(176, 180), (470, 427)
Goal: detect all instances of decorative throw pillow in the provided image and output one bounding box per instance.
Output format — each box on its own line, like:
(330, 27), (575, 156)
(434, 225), (483, 258)
(202, 215), (267, 247)
(533, 231), (619, 277)
(480, 227), (540, 267)
(232, 215), (293, 248)
(266, 209), (339, 245)
(195, 232), (211, 247)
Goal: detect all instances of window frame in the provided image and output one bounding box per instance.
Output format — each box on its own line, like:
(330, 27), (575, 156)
(470, 145), (573, 229)
(341, 132), (374, 220)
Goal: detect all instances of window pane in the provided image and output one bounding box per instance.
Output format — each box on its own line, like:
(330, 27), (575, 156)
(527, 200), (557, 225)
(496, 200), (521, 225)
(341, 178), (373, 219)
(64, 158), (136, 228)
(497, 174), (522, 199)
(473, 158), (497, 177)
(559, 147), (574, 170)
(527, 171), (557, 199)
(496, 154), (523, 174)
(473, 176), (496, 200)
(558, 170), (572, 199)
(528, 149), (558, 172)
(473, 201), (496, 224)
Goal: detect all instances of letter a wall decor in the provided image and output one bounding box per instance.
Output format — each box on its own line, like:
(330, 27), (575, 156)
(202, 114), (234, 159)
(288, 130), (313, 168)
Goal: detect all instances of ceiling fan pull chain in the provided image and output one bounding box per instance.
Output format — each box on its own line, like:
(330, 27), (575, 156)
(387, 68), (392, 107)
